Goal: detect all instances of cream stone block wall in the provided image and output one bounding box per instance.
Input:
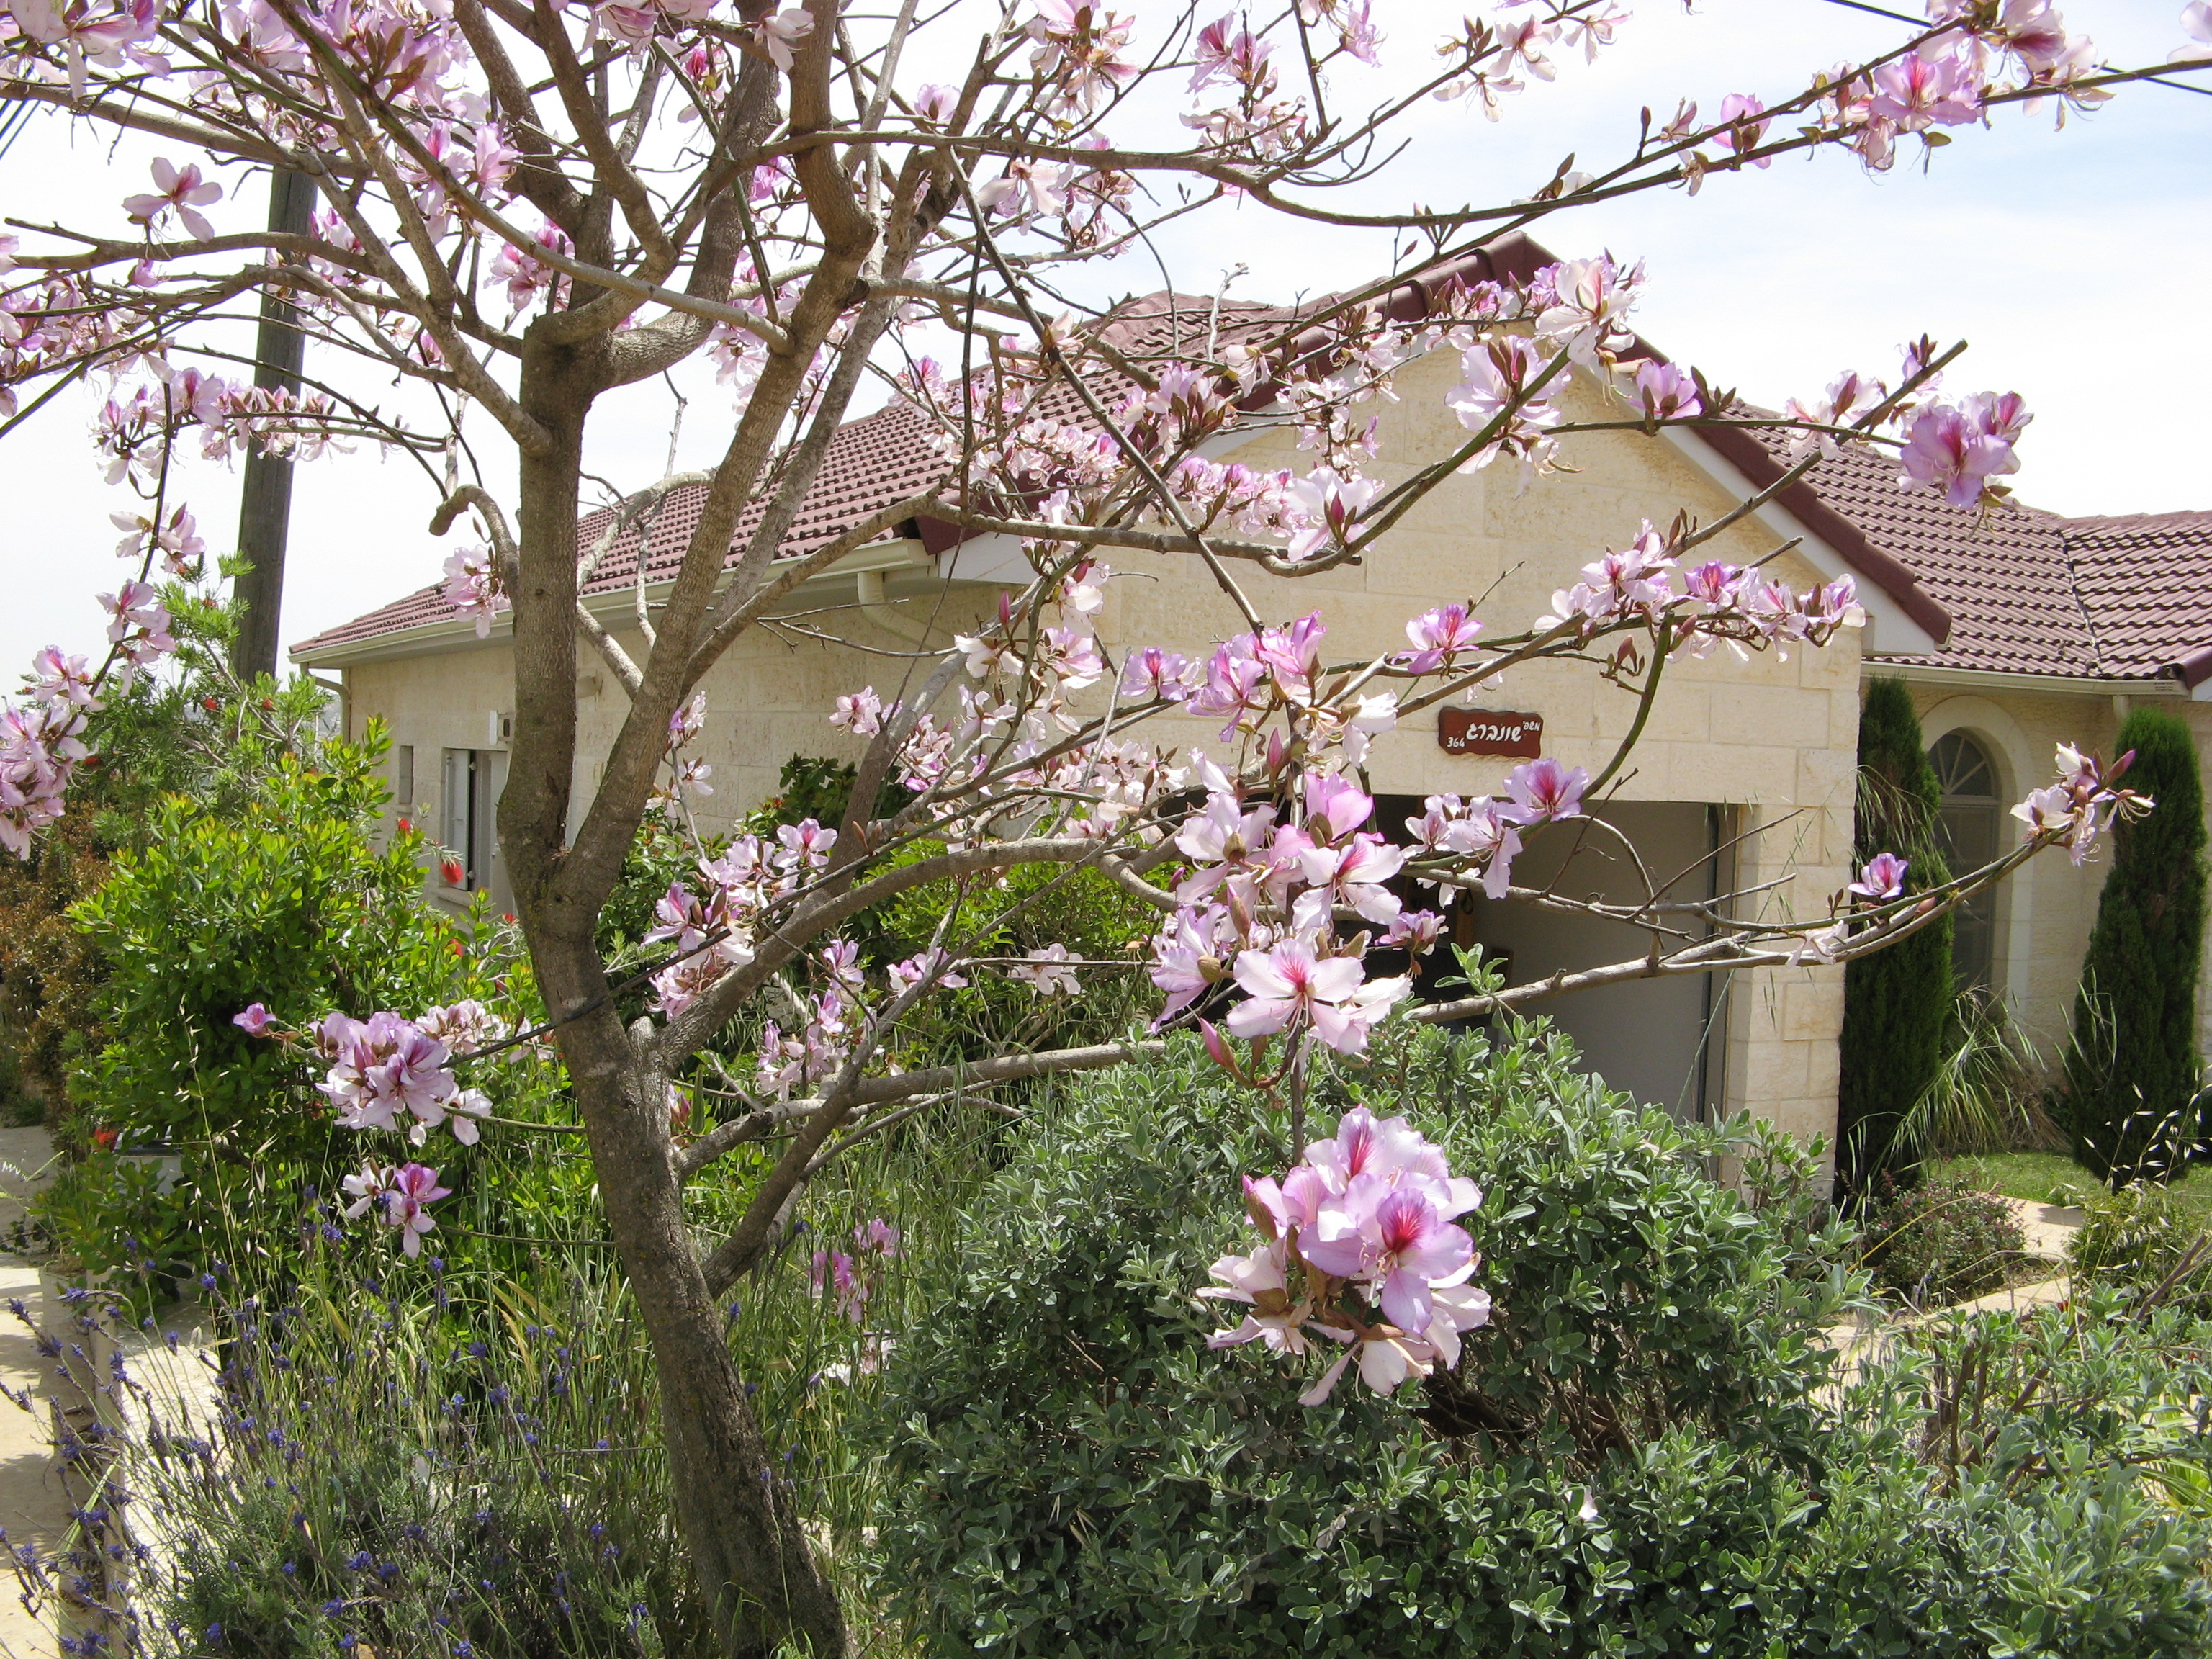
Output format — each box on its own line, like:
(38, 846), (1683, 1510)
(343, 595), (999, 863)
(1903, 683), (2126, 1060)
(336, 346), (1873, 1154)
(1905, 685), (2212, 1074)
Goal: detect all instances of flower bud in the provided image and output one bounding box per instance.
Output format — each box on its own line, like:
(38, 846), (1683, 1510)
(1198, 1019), (1235, 1074)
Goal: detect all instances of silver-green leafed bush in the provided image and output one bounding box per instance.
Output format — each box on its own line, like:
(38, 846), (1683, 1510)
(857, 1021), (2212, 1659)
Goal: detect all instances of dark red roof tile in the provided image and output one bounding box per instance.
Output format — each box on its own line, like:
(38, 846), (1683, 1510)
(293, 400), (950, 657)
(299, 234), (2212, 684)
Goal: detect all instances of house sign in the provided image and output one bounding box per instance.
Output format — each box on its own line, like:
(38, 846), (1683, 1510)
(1437, 707), (1544, 759)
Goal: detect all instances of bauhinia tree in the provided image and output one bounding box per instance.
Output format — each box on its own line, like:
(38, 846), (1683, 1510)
(2, 0), (2200, 1650)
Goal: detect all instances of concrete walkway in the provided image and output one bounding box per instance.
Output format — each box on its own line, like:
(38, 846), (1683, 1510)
(0, 1128), (63, 1659)
(2005, 1195), (2087, 1266)
(1825, 1191), (2085, 1390)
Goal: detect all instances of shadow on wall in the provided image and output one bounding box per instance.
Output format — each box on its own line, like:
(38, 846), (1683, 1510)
(1442, 801), (1729, 1122)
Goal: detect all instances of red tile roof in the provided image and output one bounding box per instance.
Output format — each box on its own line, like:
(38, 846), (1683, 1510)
(292, 399), (950, 657)
(1730, 431), (2212, 684)
(297, 237), (2212, 685)
(2054, 513), (2212, 685)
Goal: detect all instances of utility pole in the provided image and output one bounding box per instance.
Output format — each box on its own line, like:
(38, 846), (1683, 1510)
(230, 168), (315, 681)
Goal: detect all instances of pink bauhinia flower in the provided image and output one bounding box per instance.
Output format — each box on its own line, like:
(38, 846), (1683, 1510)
(387, 1162), (451, 1256)
(1634, 359), (1703, 421)
(341, 1159), (392, 1219)
(123, 158), (223, 241)
(1869, 42), (1983, 131)
(1444, 334), (1563, 472)
(1027, 0), (1138, 115)
(974, 158), (1072, 219)
(442, 546), (506, 637)
(1440, 796), (1524, 899)
(1120, 645), (1194, 702)
(490, 221), (572, 320)
(1010, 943), (1082, 996)
(1302, 1105), (1447, 1194)
(775, 817), (836, 869)
(1225, 938), (1406, 1053)
(1296, 833), (1406, 925)
(889, 948), (968, 994)
(98, 579), (176, 665)
(1502, 757), (1588, 824)
(1188, 14), (1271, 93)
(27, 648), (98, 711)
(1285, 469), (1382, 562)
(1041, 626), (1106, 688)
(1534, 255), (1642, 367)
(2175, 1), (2212, 62)
(1848, 851), (1910, 901)
(1148, 906), (1226, 1021)
(755, 6), (813, 69)
(1897, 392), (2029, 507)
(1784, 369), (1886, 456)
(831, 687), (884, 735)
(811, 1249), (868, 1321)
(1395, 603), (1483, 673)
(667, 691), (707, 747)
(1302, 770), (1372, 840)
(1302, 1181), (1476, 1336)
(1714, 92), (1771, 166)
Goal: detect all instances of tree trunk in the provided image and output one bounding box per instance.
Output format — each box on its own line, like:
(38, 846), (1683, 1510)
(577, 1045), (851, 1657)
(503, 336), (847, 1659)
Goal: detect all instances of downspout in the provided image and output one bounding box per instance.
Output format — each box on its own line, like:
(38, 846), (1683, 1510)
(855, 568), (935, 648)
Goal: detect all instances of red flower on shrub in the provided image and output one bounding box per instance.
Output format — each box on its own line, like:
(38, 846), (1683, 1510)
(92, 1128), (117, 1150)
(440, 857), (465, 887)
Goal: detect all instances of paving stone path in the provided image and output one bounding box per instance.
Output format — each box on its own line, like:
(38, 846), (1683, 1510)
(0, 1128), (63, 1659)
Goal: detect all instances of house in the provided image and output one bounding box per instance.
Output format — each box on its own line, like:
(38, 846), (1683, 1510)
(292, 236), (2212, 1164)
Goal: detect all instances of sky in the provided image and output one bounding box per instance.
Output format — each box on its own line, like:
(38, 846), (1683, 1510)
(4, 0), (2208, 682)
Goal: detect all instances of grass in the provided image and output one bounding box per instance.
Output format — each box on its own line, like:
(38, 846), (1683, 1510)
(1930, 1151), (2100, 1210)
(1931, 1151), (2212, 1230)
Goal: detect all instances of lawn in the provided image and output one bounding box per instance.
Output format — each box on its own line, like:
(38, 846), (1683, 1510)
(1931, 1151), (2212, 1228)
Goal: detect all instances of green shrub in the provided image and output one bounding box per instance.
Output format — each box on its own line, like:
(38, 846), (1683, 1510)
(1897, 992), (2062, 1161)
(2061, 706), (2208, 1183)
(1837, 678), (1954, 1193)
(0, 811), (107, 1124)
(1858, 1173), (2027, 1306)
(47, 727), (575, 1290)
(2069, 1183), (2212, 1316)
(860, 1024), (2212, 1658)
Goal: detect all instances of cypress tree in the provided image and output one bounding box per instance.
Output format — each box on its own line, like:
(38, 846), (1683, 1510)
(1836, 679), (1955, 1196)
(2061, 706), (2208, 1184)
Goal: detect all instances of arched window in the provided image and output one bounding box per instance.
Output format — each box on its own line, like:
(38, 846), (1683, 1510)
(1929, 730), (2001, 992)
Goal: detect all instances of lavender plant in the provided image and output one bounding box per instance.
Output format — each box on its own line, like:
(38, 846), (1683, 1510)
(6, 1251), (718, 1659)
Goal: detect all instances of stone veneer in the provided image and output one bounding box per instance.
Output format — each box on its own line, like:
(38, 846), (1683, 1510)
(338, 348), (1891, 1166)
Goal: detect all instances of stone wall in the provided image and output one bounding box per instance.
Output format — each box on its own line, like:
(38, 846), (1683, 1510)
(1901, 682), (2212, 1074)
(334, 347), (1878, 1155)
